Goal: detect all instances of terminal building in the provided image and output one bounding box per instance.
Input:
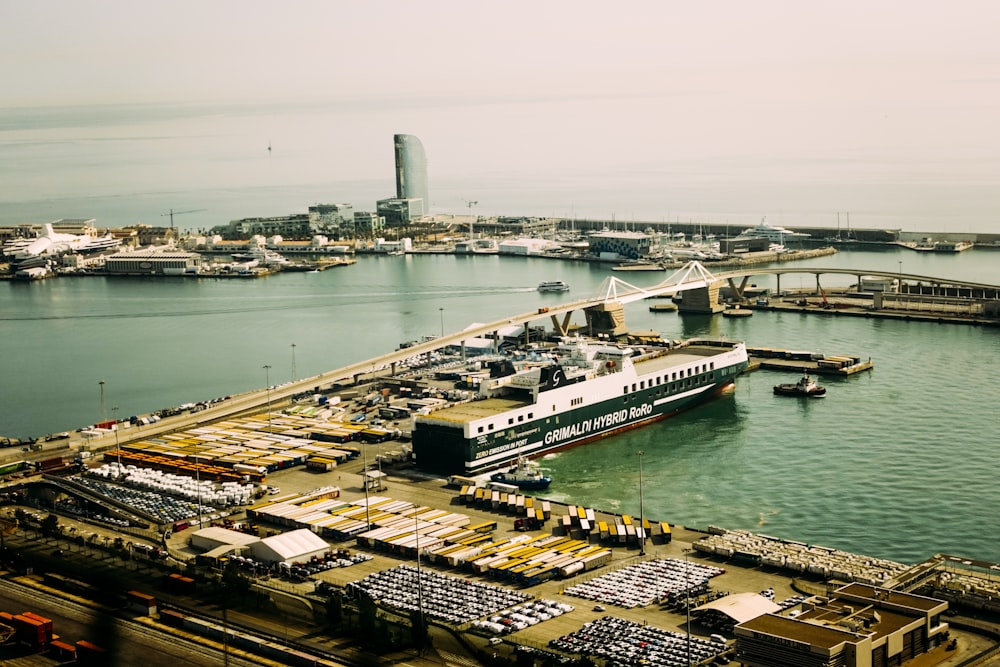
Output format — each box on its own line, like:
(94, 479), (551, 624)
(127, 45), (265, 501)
(588, 230), (653, 260)
(465, 216), (561, 238)
(734, 583), (950, 667)
(103, 250), (201, 275)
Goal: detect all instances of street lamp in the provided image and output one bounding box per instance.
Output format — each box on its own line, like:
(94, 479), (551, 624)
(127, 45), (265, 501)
(290, 343), (297, 383)
(98, 380), (106, 423)
(898, 260), (903, 294)
(415, 510), (425, 656)
(637, 450), (645, 556)
(439, 307), (444, 338)
(263, 364), (272, 434)
(363, 443), (370, 527)
(112, 406), (121, 469)
(685, 548), (693, 666)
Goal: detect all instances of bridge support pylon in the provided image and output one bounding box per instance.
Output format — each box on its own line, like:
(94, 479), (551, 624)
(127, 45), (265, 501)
(677, 282), (726, 314)
(584, 301), (629, 339)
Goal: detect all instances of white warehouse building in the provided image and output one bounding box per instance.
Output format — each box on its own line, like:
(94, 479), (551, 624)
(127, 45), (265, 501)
(249, 528), (330, 565)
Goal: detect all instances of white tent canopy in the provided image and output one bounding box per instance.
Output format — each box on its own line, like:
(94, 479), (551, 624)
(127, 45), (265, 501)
(249, 527), (329, 564)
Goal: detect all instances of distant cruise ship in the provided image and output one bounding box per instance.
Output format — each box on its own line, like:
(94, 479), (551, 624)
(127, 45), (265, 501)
(735, 218), (810, 242)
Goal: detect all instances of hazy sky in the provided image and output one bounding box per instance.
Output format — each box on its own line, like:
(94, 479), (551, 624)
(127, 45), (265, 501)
(5, 2), (997, 108)
(3, 1), (999, 229)
(6, 2), (999, 154)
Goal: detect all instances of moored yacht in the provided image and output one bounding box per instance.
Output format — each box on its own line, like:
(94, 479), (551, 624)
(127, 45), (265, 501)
(735, 218), (810, 242)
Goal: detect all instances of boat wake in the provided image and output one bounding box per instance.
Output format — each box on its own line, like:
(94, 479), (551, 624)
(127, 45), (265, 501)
(757, 508), (780, 527)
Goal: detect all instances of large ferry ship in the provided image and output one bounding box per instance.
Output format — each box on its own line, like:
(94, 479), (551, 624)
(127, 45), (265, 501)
(412, 336), (749, 474)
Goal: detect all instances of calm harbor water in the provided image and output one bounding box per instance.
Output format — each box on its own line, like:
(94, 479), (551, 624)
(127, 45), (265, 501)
(2, 247), (999, 565)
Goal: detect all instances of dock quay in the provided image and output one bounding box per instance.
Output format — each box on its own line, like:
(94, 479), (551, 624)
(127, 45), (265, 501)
(7, 397), (1000, 666)
(613, 246), (838, 271)
(207, 460), (1000, 662)
(745, 347), (874, 376)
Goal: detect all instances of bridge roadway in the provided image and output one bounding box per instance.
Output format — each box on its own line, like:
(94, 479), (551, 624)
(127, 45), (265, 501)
(14, 262), (998, 463)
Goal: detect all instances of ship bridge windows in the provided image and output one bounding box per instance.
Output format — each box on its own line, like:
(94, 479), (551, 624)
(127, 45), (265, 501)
(570, 397), (582, 407)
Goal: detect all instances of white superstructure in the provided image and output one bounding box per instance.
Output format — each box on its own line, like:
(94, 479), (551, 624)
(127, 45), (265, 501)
(735, 218), (810, 242)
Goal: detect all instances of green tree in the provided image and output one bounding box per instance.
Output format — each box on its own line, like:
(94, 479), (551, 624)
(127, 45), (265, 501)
(219, 562), (252, 603)
(40, 513), (60, 537)
(357, 595), (377, 643)
(325, 592), (343, 626)
(408, 609), (428, 653)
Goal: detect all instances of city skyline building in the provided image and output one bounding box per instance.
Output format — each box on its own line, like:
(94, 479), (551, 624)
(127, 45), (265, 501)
(393, 133), (429, 218)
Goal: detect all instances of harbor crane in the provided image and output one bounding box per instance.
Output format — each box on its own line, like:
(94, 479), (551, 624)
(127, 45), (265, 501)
(161, 208), (207, 231)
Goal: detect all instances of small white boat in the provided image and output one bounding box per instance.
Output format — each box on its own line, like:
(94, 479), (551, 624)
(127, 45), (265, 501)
(537, 280), (570, 292)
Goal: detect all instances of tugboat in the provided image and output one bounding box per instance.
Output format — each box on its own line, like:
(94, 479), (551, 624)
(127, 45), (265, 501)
(773, 373), (826, 397)
(490, 456), (552, 490)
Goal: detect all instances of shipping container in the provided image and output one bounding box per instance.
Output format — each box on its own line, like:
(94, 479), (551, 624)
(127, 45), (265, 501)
(76, 640), (108, 665)
(50, 639), (77, 660)
(13, 614), (47, 650)
(20, 612), (53, 642)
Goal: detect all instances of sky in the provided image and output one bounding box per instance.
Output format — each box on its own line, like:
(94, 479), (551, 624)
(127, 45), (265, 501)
(5, 2), (998, 109)
(5, 2), (999, 157)
(3, 1), (1000, 230)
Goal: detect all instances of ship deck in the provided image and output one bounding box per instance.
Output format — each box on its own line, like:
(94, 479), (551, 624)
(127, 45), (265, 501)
(631, 342), (737, 376)
(417, 343), (738, 426)
(420, 396), (531, 425)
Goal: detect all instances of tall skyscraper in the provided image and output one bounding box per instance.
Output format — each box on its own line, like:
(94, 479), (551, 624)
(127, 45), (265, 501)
(394, 134), (429, 214)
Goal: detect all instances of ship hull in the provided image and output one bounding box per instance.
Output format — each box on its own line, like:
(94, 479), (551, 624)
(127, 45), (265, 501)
(413, 340), (747, 475)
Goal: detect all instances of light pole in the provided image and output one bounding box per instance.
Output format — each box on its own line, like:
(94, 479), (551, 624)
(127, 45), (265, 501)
(439, 307), (444, 338)
(415, 510), (424, 656)
(898, 260), (903, 294)
(638, 450), (645, 556)
(98, 380), (106, 423)
(290, 343), (297, 383)
(263, 365), (272, 434)
(685, 548), (693, 666)
(363, 443), (370, 527)
(112, 406), (121, 469)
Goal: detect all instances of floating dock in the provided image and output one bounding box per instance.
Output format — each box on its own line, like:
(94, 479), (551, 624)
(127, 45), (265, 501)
(746, 347), (874, 376)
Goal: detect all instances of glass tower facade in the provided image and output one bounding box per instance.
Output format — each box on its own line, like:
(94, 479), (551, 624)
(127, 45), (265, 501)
(394, 134), (429, 214)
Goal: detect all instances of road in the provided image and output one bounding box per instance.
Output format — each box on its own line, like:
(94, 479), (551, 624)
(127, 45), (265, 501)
(0, 577), (271, 667)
